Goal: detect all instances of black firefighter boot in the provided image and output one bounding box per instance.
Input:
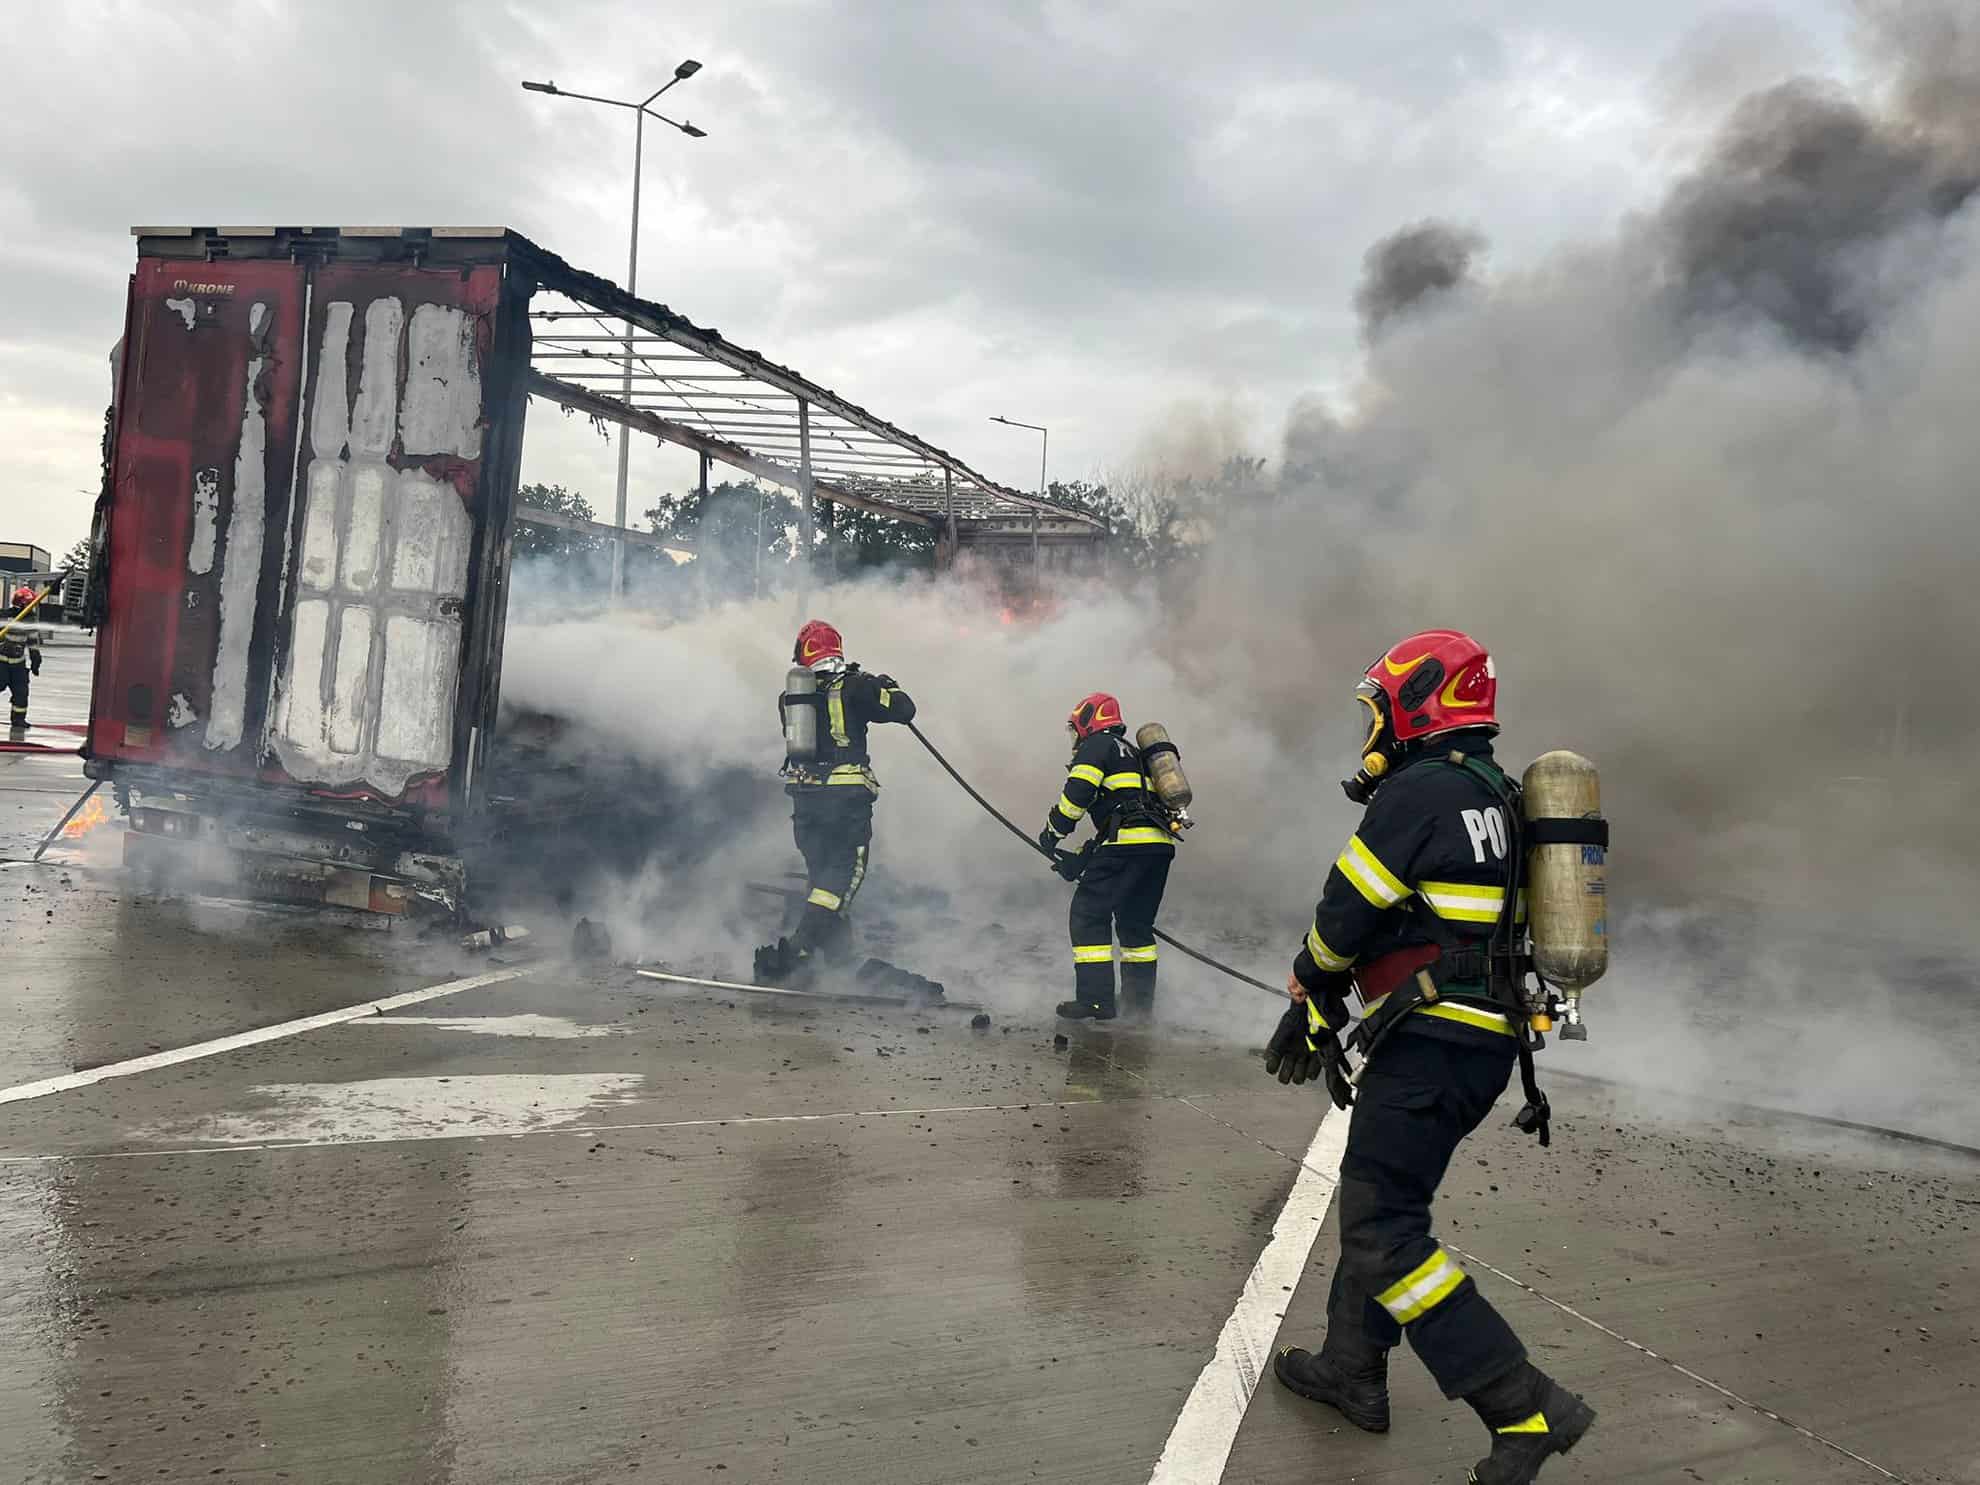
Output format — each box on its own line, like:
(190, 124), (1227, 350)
(752, 937), (818, 988)
(1464, 1361), (1596, 1484)
(1118, 961), (1156, 1024)
(1273, 1333), (1391, 1433)
(1057, 958), (1117, 1021)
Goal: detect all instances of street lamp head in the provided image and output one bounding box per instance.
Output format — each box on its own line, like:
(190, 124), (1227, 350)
(681, 121), (708, 138)
(674, 58), (703, 79)
(521, 79), (559, 94)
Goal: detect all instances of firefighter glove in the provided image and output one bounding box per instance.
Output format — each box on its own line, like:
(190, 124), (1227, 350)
(31, 654), (41, 676)
(1051, 848), (1089, 883)
(1038, 825), (1062, 856)
(1264, 1004), (1354, 1109)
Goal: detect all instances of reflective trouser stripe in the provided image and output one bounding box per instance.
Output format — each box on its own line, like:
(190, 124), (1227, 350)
(1306, 923), (1352, 971)
(845, 845), (868, 905)
(807, 887), (843, 911)
(1376, 1246), (1467, 1323)
(1109, 826), (1172, 846)
(1119, 944), (1157, 963)
(1072, 945), (1115, 965)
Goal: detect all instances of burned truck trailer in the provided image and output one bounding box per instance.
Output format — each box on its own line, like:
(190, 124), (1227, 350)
(87, 225), (1103, 916)
(90, 229), (530, 914)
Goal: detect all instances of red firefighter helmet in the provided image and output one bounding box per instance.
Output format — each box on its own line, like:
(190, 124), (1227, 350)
(1067, 692), (1124, 738)
(1355, 629), (1498, 754)
(793, 619), (843, 666)
(10, 586), (33, 608)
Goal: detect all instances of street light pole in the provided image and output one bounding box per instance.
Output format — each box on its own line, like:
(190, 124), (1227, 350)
(990, 414), (1050, 577)
(523, 62), (706, 602)
(989, 415), (1049, 497)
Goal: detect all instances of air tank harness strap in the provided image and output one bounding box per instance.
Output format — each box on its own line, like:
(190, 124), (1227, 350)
(1525, 818), (1611, 848)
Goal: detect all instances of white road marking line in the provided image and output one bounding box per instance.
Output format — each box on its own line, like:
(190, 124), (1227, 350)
(353, 1014), (628, 1039)
(1147, 1106), (1350, 1485)
(0, 968), (531, 1107)
(0, 1096), (1129, 1163)
(1448, 1244), (1910, 1483)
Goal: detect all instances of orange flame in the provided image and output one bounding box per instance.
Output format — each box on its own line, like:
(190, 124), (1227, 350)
(62, 796), (109, 839)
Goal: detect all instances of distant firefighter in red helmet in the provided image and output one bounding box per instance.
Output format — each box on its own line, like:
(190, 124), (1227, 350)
(1265, 629), (1596, 1484)
(1, 585), (44, 734)
(756, 620), (916, 985)
(1038, 692), (1179, 1022)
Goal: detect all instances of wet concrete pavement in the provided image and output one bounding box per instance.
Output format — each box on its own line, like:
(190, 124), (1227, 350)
(3, 645), (1977, 1483)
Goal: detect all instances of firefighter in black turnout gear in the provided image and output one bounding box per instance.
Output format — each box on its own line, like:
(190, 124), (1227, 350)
(756, 620), (915, 985)
(1041, 693), (1176, 1022)
(1, 586), (44, 733)
(1267, 630), (1595, 1485)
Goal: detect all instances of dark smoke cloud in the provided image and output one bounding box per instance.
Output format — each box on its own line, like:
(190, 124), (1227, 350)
(1658, 79), (1975, 350)
(1354, 221), (1486, 338)
(1657, 2), (1980, 351)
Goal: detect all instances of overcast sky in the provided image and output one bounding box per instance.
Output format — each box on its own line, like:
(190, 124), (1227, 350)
(0, 0), (1851, 558)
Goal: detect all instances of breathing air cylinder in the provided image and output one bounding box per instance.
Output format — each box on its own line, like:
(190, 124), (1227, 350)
(1521, 750), (1608, 1040)
(1135, 723), (1193, 813)
(783, 665), (818, 762)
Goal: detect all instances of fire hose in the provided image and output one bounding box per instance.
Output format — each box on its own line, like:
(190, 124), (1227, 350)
(905, 722), (1286, 1001)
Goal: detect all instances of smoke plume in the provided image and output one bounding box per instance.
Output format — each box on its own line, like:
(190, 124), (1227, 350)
(1354, 221), (1486, 339)
(501, 2), (1980, 1143)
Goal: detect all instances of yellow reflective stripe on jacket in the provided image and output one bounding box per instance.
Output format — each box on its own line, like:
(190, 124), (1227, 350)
(1359, 988), (1513, 1038)
(1109, 826), (1173, 847)
(1056, 792), (1088, 820)
(827, 764), (876, 785)
(1418, 881), (1527, 925)
(1068, 763), (1105, 787)
(1119, 944), (1158, 963)
(877, 688), (895, 709)
(1072, 944), (1114, 964)
(1103, 771), (1148, 791)
(826, 686), (850, 748)
(1338, 834), (1410, 908)
(1418, 1002), (1514, 1035)
(1306, 923), (1353, 971)
(1375, 1246), (1467, 1323)
(807, 887), (843, 911)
